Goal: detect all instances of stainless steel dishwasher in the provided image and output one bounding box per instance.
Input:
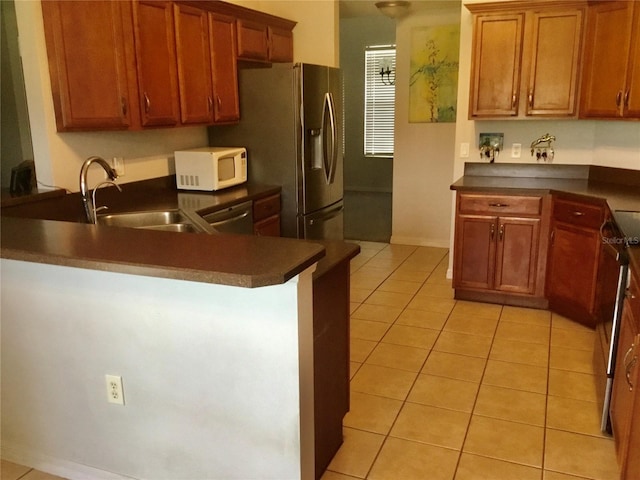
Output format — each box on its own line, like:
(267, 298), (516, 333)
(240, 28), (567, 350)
(202, 201), (254, 234)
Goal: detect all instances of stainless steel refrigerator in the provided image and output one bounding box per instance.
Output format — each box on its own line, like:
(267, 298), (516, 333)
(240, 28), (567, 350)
(208, 62), (344, 240)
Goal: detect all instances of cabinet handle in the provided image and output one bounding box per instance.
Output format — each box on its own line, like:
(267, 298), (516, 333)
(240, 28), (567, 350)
(488, 203), (509, 208)
(499, 224), (504, 241)
(626, 289), (637, 300)
(208, 96), (213, 112)
(624, 89), (631, 108)
(512, 92), (517, 109)
(550, 229), (555, 245)
(528, 91), (534, 108)
(144, 92), (150, 114)
(616, 91), (623, 107)
(217, 95), (222, 108)
(121, 97), (127, 116)
(572, 211), (585, 217)
(490, 223), (495, 240)
(623, 344), (637, 391)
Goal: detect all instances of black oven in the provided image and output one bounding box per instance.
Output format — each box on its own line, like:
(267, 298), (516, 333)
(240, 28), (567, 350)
(598, 212), (640, 433)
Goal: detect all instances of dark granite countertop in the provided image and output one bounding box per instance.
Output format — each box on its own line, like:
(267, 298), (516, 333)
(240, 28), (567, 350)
(1, 177), (360, 287)
(450, 163), (640, 274)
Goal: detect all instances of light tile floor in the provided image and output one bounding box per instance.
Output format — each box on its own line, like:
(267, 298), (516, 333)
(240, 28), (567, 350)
(2, 242), (621, 480)
(323, 241), (620, 480)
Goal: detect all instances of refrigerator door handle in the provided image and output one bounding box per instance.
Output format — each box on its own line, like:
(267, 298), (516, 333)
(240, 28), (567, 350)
(322, 92), (338, 185)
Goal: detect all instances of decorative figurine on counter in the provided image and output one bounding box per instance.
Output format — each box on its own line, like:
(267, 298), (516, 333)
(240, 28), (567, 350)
(530, 133), (555, 162)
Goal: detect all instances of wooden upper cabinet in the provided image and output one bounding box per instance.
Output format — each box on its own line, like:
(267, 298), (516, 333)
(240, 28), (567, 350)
(468, 1), (585, 119)
(269, 26), (294, 62)
(580, 1), (640, 119)
(132, 0), (180, 127)
(526, 9), (583, 116)
(469, 12), (524, 117)
(209, 13), (240, 123)
(173, 3), (213, 124)
(41, 0), (138, 131)
(236, 19), (269, 61)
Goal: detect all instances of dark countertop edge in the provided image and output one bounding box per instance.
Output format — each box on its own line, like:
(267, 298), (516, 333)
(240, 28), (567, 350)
(0, 216), (327, 289)
(0, 187), (67, 207)
(312, 240), (361, 279)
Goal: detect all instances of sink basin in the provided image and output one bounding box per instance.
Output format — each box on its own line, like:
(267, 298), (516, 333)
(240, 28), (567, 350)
(96, 209), (210, 233)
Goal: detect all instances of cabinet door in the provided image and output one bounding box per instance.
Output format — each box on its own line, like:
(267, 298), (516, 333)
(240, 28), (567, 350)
(174, 4), (213, 124)
(269, 26), (293, 62)
(547, 222), (601, 326)
(494, 217), (540, 294)
(209, 13), (240, 123)
(454, 214), (497, 290)
(623, 5), (640, 118)
(526, 9), (583, 116)
(610, 308), (638, 467)
(41, 0), (135, 130)
(254, 215), (281, 237)
(132, 1), (180, 127)
(580, 1), (634, 118)
(236, 19), (269, 61)
(469, 12), (525, 117)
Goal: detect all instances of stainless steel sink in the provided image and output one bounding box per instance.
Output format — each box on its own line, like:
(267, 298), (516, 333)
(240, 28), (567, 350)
(96, 209), (214, 234)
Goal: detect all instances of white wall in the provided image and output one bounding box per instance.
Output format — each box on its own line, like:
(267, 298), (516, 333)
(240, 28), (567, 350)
(15, 0), (339, 193)
(1, 259), (316, 480)
(391, 4), (463, 248)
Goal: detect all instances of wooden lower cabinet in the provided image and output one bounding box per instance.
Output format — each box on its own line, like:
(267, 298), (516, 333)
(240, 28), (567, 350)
(610, 265), (640, 480)
(546, 197), (607, 327)
(253, 193), (281, 236)
(453, 193), (548, 306)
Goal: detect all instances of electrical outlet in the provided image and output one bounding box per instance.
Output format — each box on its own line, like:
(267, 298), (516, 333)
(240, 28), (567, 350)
(105, 374), (125, 405)
(511, 143), (522, 158)
(111, 157), (125, 176)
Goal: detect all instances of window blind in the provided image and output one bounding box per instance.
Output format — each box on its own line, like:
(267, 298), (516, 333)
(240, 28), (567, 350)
(364, 45), (396, 157)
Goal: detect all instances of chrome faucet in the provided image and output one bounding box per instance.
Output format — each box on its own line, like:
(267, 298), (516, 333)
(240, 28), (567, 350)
(80, 156), (118, 223)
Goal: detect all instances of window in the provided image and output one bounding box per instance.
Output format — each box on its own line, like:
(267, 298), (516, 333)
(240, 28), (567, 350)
(364, 45), (396, 157)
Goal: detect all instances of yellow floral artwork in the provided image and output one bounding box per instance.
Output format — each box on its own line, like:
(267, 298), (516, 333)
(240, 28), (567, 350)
(409, 24), (461, 123)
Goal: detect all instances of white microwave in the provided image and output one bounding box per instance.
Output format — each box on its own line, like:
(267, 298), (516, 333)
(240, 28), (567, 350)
(174, 147), (247, 191)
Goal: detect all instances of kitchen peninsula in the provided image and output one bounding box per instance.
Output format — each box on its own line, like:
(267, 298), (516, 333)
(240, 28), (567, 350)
(0, 178), (359, 480)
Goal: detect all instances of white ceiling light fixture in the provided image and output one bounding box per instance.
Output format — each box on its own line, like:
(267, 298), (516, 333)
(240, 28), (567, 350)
(375, 1), (411, 19)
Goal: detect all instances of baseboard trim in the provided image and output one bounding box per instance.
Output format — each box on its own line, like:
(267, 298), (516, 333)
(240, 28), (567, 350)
(390, 235), (450, 249)
(1, 445), (136, 480)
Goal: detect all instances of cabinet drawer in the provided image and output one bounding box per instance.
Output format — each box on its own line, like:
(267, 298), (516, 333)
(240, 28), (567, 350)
(253, 193), (281, 221)
(553, 198), (605, 229)
(458, 194), (542, 215)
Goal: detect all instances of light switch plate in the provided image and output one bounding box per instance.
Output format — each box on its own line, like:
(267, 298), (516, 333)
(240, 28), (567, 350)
(511, 143), (522, 158)
(460, 143), (470, 158)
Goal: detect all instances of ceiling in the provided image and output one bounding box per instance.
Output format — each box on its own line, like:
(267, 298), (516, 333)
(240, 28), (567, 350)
(339, 0), (461, 19)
